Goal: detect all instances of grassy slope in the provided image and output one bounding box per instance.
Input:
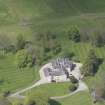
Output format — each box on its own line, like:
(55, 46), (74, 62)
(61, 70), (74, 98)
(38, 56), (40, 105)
(58, 91), (105, 105)
(0, 0), (105, 38)
(0, 0), (105, 104)
(58, 92), (92, 105)
(3, 0), (105, 17)
(26, 82), (71, 97)
(0, 54), (39, 93)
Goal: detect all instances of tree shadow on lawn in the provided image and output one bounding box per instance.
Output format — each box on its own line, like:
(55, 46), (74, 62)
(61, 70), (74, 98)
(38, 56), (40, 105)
(49, 99), (61, 105)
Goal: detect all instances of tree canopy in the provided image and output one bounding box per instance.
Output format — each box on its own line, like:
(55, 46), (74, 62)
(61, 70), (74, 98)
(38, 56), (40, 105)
(16, 49), (36, 68)
(81, 49), (99, 76)
(68, 26), (81, 42)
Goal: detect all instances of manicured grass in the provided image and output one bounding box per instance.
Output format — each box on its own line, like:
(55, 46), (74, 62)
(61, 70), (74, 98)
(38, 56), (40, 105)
(26, 82), (71, 97)
(58, 92), (92, 105)
(57, 91), (105, 105)
(0, 53), (39, 93)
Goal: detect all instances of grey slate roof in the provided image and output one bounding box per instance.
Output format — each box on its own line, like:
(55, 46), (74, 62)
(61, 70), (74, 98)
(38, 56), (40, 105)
(44, 58), (73, 77)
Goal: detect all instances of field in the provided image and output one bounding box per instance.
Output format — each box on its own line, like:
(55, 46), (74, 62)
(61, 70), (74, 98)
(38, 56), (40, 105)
(25, 82), (71, 97)
(0, 53), (39, 93)
(0, 0), (105, 105)
(58, 92), (92, 105)
(1, 0), (105, 38)
(58, 92), (105, 105)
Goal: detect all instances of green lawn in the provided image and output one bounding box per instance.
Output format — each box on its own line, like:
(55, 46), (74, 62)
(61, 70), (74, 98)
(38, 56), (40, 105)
(0, 53), (39, 93)
(58, 92), (92, 105)
(25, 82), (71, 97)
(57, 91), (105, 105)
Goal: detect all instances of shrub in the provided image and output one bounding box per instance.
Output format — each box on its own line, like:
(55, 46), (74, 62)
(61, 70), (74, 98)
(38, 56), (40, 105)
(44, 47), (51, 53)
(53, 43), (62, 54)
(61, 50), (75, 59)
(68, 26), (81, 42)
(69, 84), (77, 92)
(69, 76), (78, 84)
(3, 90), (11, 97)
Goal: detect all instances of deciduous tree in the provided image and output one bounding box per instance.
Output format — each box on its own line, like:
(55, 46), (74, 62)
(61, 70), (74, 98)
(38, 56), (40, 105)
(68, 26), (81, 42)
(81, 49), (99, 76)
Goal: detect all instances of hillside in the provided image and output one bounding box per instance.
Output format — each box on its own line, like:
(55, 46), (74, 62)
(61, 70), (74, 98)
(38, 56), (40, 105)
(0, 0), (105, 105)
(2, 0), (105, 18)
(0, 0), (105, 39)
